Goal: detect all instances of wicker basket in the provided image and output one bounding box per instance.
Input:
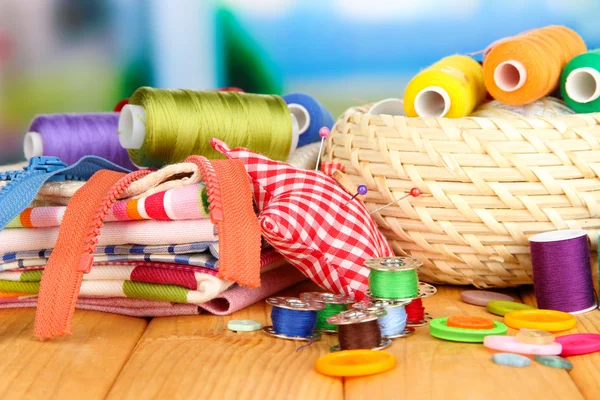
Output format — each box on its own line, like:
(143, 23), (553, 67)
(325, 104), (600, 288)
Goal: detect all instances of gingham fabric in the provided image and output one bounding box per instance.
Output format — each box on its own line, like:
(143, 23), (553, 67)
(211, 138), (393, 299)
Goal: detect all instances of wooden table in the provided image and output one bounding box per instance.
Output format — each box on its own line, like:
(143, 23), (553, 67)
(0, 282), (597, 400)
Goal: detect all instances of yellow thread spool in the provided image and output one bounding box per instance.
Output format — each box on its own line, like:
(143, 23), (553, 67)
(404, 55), (486, 118)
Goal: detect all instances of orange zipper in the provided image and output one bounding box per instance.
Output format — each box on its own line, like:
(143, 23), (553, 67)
(34, 169), (151, 340)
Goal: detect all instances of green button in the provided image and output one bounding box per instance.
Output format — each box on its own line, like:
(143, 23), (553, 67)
(486, 301), (536, 316)
(228, 320), (263, 332)
(429, 317), (508, 343)
(534, 355), (573, 371)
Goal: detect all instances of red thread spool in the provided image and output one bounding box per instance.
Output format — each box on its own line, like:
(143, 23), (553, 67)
(406, 298), (425, 323)
(114, 98), (130, 112)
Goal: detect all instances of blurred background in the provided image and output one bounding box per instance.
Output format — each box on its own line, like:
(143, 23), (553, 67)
(0, 0), (599, 163)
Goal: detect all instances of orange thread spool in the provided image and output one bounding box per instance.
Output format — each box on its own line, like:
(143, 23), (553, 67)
(447, 316), (494, 330)
(483, 26), (586, 105)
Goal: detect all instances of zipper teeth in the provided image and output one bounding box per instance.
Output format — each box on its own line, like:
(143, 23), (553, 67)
(0, 169), (42, 201)
(190, 156), (223, 221)
(81, 169), (152, 254)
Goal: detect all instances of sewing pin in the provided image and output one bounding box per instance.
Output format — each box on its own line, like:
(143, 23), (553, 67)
(315, 127), (330, 171)
(370, 187), (420, 215)
(344, 185), (368, 206)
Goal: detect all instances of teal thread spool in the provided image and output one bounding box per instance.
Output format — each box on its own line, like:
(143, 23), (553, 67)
(300, 292), (354, 333)
(366, 257), (422, 300)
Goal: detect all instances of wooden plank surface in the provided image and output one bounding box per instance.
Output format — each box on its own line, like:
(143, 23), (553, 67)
(107, 282), (344, 400)
(521, 287), (600, 400)
(0, 308), (147, 400)
(344, 286), (584, 400)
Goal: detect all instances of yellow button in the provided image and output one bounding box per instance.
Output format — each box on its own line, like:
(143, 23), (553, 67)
(315, 350), (396, 377)
(504, 310), (576, 332)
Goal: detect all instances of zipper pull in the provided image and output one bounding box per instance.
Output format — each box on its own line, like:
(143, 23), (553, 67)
(25, 156), (70, 181)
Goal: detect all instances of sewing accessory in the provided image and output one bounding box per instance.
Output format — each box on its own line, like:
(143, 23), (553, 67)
(118, 88), (300, 167)
(24, 113), (136, 169)
(555, 333), (600, 356)
(446, 316), (494, 330)
(353, 299), (415, 339)
(504, 310), (577, 332)
(486, 300), (536, 316)
(328, 309), (391, 351)
(429, 317), (507, 343)
(369, 187), (420, 215)
(483, 25), (586, 105)
(228, 320), (263, 332)
(114, 98), (129, 112)
(516, 329), (555, 345)
(368, 98), (405, 116)
(315, 350), (396, 377)
(282, 92), (335, 148)
(344, 185), (368, 206)
(404, 54), (486, 118)
(529, 230), (597, 314)
(492, 353), (531, 368)
(406, 298), (433, 327)
(534, 355), (573, 371)
(365, 257), (421, 300)
(460, 290), (514, 307)
(299, 292), (354, 333)
(262, 296), (324, 341)
(561, 50), (600, 113)
(484, 336), (562, 356)
(314, 127), (330, 171)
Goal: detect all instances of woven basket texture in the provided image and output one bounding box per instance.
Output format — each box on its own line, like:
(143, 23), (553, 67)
(325, 105), (600, 288)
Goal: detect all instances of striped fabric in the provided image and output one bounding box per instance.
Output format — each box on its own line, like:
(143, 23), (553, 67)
(5, 183), (210, 229)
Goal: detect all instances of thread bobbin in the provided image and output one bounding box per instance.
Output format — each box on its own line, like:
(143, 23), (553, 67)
(353, 299), (415, 339)
(327, 309), (392, 351)
(299, 292), (354, 334)
(263, 296), (325, 341)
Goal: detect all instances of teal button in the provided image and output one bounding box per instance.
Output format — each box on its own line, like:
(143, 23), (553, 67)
(228, 320), (263, 332)
(492, 353), (531, 368)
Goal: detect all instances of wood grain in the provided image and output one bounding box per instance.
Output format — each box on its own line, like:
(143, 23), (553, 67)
(345, 286), (583, 400)
(107, 282), (343, 400)
(0, 308), (147, 400)
(521, 286), (600, 400)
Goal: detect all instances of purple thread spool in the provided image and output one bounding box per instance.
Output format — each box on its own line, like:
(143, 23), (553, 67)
(529, 230), (597, 314)
(24, 113), (136, 169)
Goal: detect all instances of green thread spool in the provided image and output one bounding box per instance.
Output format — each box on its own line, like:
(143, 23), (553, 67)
(365, 257), (422, 300)
(118, 87), (297, 167)
(300, 292), (354, 333)
(561, 50), (600, 113)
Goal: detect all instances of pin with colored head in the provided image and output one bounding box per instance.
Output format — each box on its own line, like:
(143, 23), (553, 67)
(370, 188), (420, 215)
(315, 127), (330, 171)
(344, 185), (368, 206)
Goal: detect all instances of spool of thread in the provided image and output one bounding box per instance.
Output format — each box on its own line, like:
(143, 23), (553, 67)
(263, 296), (325, 341)
(366, 257), (422, 300)
(484, 25), (587, 105)
(404, 55), (486, 118)
(299, 292), (354, 333)
(24, 113), (136, 169)
(406, 298), (429, 326)
(561, 50), (600, 113)
(471, 97), (575, 118)
(118, 88), (301, 167)
(529, 230), (597, 314)
(353, 299), (414, 339)
(282, 93), (334, 147)
(327, 309), (391, 351)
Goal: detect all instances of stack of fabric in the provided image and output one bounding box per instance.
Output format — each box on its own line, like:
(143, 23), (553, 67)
(0, 158), (308, 318)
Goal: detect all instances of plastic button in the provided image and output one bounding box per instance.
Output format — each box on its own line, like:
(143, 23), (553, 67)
(492, 353), (531, 368)
(535, 355), (573, 370)
(484, 335), (562, 355)
(486, 300), (536, 316)
(429, 317), (507, 343)
(228, 320), (263, 332)
(461, 290), (514, 306)
(504, 310), (577, 332)
(516, 329), (555, 345)
(555, 333), (600, 356)
(316, 350), (396, 377)
(447, 315), (494, 330)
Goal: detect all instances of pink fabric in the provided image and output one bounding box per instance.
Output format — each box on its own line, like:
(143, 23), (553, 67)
(200, 264), (306, 315)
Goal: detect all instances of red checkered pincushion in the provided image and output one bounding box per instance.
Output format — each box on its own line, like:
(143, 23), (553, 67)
(210, 138), (393, 299)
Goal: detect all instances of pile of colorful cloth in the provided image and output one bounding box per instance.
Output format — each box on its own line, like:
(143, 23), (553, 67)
(0, 155), (313, 322)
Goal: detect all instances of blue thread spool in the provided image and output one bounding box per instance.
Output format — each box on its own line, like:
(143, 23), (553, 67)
(354, 299), (415, 339)
(282, 93), (335, 148)
(263, 296), (325, 341)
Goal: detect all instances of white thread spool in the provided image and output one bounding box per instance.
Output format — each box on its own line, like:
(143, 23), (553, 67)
(565, 67), (600, 104)
(493, 60), (527, 92)
(368, 98), (405, 116)
(413, 87), (451, 117)
(118, 104), (300, 154)
(23, 132), (44, 159)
